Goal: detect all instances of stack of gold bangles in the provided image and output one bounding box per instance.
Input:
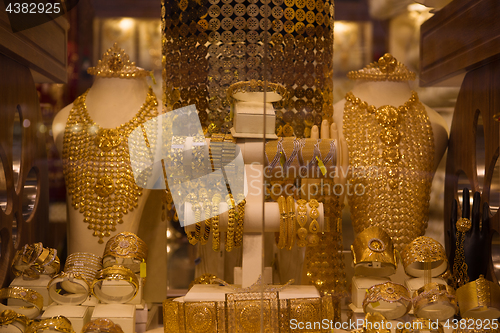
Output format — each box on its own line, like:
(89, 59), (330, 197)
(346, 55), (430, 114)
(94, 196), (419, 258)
(91, 265), (139, 304)
(277, 197), (322, 249)
(11, 243), (60, 280)
(103, 232), (148, 273)
(48, 252), (102, 305)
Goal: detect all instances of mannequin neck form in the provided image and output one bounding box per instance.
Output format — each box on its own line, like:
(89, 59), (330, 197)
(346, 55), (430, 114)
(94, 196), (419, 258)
(85, 76), (151, 128)
(351, 80), (413, 106)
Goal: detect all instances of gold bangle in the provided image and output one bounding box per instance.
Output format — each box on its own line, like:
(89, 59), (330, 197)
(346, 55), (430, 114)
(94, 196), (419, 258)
(363, 282), (411, 320)
(0, 287), (43, 319)
(11, 243), (60, 279)
(351, 226), (397, 277)
(64, 252), (103, 284)
(47, 271), (91, 305)
(91, 265), (139, 304)
(307, 199), (320, 246)
(225, 194), (236, 252)
(199, 189), (211, 246)
(456, 275), (500, 319)
(0, 309), (30, 329)
(286, 196), (295, 250)
(103, 232), (148, 273)
(401, 236), (448, 278)
(412, 283), (457, 320)
(296, 199), (308, 247)
(234, 195), (246, 248)
(81, 318), (124, 333)
(211, 193), (221, 252)
(277, 196), (287, 250)
(26, 316), (75, 333)
(226, 79), (288, 103)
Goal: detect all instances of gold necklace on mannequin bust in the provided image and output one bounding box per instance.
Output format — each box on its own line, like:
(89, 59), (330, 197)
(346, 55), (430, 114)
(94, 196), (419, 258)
(62, 88), (158, 243)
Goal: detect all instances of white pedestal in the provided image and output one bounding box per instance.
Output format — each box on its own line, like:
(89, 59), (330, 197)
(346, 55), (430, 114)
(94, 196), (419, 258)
(10, 275), (52, 306)
(232, 100), (277, 139)
(351, 276), (391, 309)
(0, 324), (24, 333)
(91, 304), (135, 333)
(41, 305), (92, 333)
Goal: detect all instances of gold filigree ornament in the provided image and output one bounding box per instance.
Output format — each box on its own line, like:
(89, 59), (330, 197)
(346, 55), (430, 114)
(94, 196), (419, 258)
(87, 43), (152, 78)
(401, 236), (448, 278)
(453, 217), (471, 288)
(363, 282), (411, 320)
(62, 87), (159, 243)
(347, 53), (416, 82)
(456, 275), (500, 319)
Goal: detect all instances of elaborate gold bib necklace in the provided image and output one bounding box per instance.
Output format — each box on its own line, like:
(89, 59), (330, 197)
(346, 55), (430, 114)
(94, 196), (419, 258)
(343, 91), (434, 250)
(62, 87), (158, 243)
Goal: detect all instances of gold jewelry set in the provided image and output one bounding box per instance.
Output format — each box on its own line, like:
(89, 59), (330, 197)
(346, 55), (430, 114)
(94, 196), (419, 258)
(46, 232), (145, 305)
(11, 243), (60, 280)
(63, 54), (159, 243)
(164, 292), (338, 333)
(161, 0), (335, 136)
(344, 77), (434, 251)
(277, 197), (321, 249)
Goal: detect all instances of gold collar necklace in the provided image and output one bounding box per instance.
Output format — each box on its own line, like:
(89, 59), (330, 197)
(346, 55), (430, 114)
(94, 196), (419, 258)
(62, 87), (158, 243)
(343, 90), (434, 250)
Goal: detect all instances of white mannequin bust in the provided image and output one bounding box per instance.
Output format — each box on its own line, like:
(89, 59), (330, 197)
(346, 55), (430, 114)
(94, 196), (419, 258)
(53, 76), (153, 255)
(332, 80), (449, 171)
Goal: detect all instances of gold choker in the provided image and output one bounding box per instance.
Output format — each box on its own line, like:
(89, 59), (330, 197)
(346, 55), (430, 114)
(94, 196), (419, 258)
(62, 87), (159, 243)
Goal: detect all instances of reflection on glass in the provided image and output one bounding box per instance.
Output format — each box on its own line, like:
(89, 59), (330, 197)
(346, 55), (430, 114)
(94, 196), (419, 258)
(491, 155), (500, 215)
(12, 106), (23, 190)
(0, 153), (6, 212)
(12, 213), (18, 247)
(22, 167), (38, 221)
(457, 171), (473, 209)
(475, 112), (485, 192)
(491, 231), (500, 284)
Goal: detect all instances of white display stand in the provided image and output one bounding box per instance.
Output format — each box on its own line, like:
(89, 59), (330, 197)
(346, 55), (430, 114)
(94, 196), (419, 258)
(10, 275), (52, 306)
(231, 92), (279, 139)
(41, 305), (92, 333)
(91, 304), (135, 333)
(0, 322), (26, 333)
(351, 276), (391, 309)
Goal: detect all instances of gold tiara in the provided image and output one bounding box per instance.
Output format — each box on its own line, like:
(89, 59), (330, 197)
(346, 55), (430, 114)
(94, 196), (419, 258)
(87, 43), (151, 78)
(347, 53), (416, 82)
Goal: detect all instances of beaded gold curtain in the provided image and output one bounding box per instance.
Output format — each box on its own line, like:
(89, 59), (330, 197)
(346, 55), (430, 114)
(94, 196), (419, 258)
(161, 0), (335, 137)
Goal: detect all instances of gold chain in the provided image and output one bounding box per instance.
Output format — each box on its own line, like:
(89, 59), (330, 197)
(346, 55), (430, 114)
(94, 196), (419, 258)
(62, 87), (158, 243)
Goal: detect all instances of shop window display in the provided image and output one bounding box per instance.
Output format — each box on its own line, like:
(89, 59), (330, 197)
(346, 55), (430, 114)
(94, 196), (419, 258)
(0, 0), (499, 332)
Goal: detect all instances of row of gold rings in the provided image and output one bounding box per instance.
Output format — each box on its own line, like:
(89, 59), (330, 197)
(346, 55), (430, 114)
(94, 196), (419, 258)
(91, 265), (139, 304)
(103, 232), (148, 274)
(0, 287), (43, 319)
(11, 243), (60, 280)
(81, 318), (124, 333)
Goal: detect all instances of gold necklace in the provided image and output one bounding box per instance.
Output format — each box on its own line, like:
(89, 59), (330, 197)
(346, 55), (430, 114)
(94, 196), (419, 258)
(62, 87), (159, 243)
(343, 91), (434, 251)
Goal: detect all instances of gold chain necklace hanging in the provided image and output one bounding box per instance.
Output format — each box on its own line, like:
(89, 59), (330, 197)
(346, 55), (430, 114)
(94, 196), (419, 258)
(62, 87), (159, 244)
(343, 91), (434, 251)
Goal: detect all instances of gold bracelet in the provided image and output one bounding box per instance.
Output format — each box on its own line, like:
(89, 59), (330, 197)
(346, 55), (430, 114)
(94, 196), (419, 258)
(47, 271), (91, 305)
(225, 194), (236, 252)
(0, 287), (43, 319)
(351, 226), (397, 277)
(81, 318), (124, 333)
(0, 309), (30, 329)
(64, 252), (103, 283)
(91, 265), (139, 304)
(456, 275), (500, 319)
(199, 189), (211, 246)
(286, 196), (295, 250)
(234, 195), (246, 248)
(103, 232), (147, 273)
(401, 236), (448, 278)
(363, 282), (411, 320)
(211, 193), (221, 252)
(307, 199), (320, 246)
(26, 316), (74, 333)
(412, 283), (457, 320)
(277, 196), (287, 250)
(12, 243), (60, 279)
(296, 199), (308, 247)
